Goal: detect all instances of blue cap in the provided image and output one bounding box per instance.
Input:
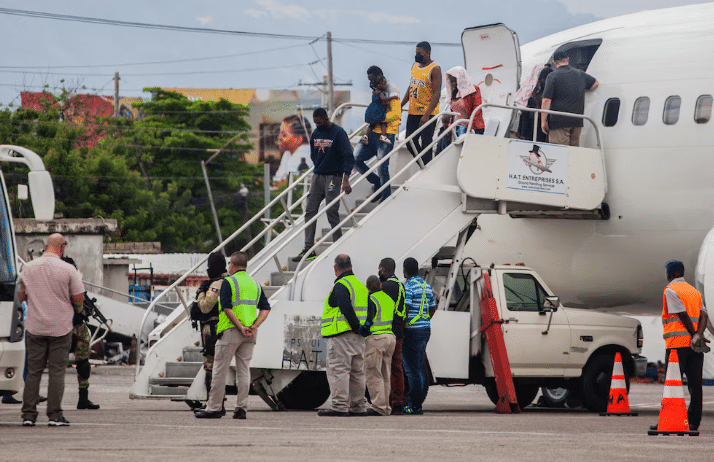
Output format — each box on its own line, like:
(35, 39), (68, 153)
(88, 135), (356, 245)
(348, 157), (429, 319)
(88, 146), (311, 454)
(665, 260), (684, 277)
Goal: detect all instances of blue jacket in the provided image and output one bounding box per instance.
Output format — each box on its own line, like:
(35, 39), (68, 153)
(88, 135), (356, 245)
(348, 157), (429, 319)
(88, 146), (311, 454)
(310, 123), (354, 176)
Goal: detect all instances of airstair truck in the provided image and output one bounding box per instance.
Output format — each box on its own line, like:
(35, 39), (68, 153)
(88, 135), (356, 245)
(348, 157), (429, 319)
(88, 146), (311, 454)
(131, 24), (644, 412)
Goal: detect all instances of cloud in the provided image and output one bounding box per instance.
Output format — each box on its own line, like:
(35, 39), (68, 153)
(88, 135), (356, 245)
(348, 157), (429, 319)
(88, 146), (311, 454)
(196, 16), (212, 25)
(244, 0), (310, 22)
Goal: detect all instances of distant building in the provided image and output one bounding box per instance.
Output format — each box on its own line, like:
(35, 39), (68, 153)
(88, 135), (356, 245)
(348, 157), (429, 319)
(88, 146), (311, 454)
(20, 91), (144, 146)
(161, 87), (351, 174)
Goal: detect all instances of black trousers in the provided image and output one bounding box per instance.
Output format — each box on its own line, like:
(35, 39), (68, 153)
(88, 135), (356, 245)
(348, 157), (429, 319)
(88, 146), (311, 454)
(665, 347), (704, 429)
(405, 114), (436, 165)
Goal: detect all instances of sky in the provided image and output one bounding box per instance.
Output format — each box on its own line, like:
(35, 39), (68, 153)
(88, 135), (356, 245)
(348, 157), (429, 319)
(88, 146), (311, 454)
(2, 0), (711, 131)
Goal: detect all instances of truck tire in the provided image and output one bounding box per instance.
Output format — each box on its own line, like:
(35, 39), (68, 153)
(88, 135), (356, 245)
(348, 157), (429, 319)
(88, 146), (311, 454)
(484, 380), (538, 409)
(539, 387), (568, 408)
(277, 371), (330, 410)
(580, 353), (629, 412)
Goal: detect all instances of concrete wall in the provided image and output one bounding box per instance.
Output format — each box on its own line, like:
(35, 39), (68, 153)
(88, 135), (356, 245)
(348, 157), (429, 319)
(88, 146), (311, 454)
(13, 218), (117, 289)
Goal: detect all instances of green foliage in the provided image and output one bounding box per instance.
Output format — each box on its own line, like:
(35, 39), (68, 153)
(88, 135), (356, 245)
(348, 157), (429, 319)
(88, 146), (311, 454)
(0, 89), (265, 253)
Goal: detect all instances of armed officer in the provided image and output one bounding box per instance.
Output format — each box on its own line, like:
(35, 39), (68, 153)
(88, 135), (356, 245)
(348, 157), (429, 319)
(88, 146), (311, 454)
(61, 257), (100, 410)
(192, 252), (228, 399)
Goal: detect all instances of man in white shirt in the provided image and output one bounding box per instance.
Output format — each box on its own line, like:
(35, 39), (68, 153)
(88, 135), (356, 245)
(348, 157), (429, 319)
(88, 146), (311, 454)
(273, 115), (313, 184)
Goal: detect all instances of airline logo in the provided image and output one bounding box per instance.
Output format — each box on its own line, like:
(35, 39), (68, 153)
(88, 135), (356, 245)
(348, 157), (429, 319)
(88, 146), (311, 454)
(520, 144), (555, 175)
(507, 141), (567, 195)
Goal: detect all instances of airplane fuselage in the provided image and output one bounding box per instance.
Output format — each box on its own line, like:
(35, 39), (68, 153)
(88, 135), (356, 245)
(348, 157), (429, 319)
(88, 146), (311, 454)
(465, 4), (714, 314)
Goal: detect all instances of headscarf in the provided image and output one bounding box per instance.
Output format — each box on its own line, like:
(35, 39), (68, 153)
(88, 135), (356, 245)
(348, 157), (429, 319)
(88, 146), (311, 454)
(445, 66), (476, 105)
(514, 64), (545, 108)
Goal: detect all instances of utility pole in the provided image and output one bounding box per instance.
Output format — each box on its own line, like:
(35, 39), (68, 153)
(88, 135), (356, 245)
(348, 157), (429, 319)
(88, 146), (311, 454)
(114, 72), (120, 117)
(326, 31), (334, 116)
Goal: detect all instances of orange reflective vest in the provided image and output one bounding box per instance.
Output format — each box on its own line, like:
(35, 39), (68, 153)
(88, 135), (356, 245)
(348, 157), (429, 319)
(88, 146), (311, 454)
(662, 281), (702, 349)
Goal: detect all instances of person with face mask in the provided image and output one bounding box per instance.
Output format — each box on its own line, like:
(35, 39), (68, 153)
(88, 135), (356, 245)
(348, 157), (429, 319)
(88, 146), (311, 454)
(292, 108), (354, 262)
(401, 41), (442, 165)
(377, 258), (406, 414)
(18, 234), (85, 427)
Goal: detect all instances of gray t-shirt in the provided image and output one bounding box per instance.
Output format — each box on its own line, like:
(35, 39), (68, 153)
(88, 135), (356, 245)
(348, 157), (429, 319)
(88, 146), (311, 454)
(543, 65), (596, 129)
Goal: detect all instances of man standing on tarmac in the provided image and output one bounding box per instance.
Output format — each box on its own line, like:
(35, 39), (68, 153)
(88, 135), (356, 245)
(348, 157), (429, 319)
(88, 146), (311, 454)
(541, 50), (598, 146)
(195, 251), (270, 420)
(292, 108), (354, 262)
(19, 233), (85, 427)
(401, 257), (435, 415)
(378, 257), (407, 415)
(319, 254), (369, 416)
(651, 260), (710, 432)
(359, 275), (397, 416)
(402, 41), (441, 165)
(192, 252), (228, 402)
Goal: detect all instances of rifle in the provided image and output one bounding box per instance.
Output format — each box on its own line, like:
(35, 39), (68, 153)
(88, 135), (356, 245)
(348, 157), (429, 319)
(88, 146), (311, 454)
(82, 292), (112, 332)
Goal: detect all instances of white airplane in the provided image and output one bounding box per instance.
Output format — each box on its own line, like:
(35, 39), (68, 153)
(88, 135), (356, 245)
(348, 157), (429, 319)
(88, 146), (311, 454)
(462, 3), (714, 324)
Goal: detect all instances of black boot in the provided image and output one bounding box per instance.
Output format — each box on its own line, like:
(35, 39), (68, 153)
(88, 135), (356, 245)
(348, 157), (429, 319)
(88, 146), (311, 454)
(205, 371), (212, 396)
(77, 388), (100, 410)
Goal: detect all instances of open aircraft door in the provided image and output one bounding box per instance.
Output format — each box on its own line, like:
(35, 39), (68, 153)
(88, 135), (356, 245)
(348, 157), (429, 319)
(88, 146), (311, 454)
(461, 24), (521, 137)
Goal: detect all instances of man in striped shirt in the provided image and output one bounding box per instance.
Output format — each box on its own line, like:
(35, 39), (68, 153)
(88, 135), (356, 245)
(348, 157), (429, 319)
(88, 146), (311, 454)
(401, 257), (435, 415)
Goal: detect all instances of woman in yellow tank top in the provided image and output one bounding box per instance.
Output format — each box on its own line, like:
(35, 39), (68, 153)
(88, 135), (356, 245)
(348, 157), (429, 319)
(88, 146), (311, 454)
(401, 41), (441, 164)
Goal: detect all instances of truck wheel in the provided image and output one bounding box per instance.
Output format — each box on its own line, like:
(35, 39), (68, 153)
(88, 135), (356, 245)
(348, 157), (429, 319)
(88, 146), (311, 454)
(539, 387), (569, 408)
(277, 371), (330, 410)
(483, 380), (538, 409)
(580, 353), (629, 412)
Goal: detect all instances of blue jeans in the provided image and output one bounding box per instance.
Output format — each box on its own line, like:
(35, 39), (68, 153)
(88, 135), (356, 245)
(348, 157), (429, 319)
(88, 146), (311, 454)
(354, 132), (394, 201)
(402, 327), (430, 409)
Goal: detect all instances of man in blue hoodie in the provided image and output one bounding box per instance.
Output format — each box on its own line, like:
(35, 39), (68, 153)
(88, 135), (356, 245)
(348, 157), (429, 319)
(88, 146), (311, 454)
(293, 108), (355, 262)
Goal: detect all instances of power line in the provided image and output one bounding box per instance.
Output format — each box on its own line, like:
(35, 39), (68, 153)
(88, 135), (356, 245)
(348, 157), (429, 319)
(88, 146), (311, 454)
(0, 44), (308, 70)
(0, 61), (322, 77)
(0, 8), (461, 47)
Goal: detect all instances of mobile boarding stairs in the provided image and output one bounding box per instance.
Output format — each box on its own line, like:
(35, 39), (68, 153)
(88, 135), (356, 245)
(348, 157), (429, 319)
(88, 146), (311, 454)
(130, 103), (610, 410)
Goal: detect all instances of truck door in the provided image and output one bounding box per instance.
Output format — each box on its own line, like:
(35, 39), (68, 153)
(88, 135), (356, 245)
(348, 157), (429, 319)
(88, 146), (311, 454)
(461, 24), (521, 137)
(495, 271), (571, 376)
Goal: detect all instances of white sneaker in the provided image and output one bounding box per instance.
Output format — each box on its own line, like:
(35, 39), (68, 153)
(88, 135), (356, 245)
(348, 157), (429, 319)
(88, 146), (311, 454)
(48, 417), (70, 426)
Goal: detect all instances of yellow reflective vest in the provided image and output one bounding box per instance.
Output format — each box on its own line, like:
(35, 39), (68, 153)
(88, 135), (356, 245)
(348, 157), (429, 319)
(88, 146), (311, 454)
(322, 274), (368, 337)
(216, 271), (261, 335)
(368, 290), (395, 336)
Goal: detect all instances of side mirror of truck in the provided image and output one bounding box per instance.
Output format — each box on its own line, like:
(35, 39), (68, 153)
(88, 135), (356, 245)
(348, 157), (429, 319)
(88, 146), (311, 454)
(542, 296), (560, 312)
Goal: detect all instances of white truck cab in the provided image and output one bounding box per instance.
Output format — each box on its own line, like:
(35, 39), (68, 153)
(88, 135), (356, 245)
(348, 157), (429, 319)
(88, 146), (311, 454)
(426, 263), (644, 411)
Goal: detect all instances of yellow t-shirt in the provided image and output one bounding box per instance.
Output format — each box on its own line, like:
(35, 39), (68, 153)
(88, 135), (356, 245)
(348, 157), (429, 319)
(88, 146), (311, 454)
(408, 62), (440, 116)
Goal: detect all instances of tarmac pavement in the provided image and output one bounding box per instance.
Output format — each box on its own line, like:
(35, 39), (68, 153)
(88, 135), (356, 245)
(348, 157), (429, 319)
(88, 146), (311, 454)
(1, 366), (714, 462)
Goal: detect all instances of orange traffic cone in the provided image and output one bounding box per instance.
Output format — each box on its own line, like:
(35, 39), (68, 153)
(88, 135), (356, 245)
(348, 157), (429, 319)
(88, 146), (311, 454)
(648, 349), (699, 436)
(600, 352), (637, 416)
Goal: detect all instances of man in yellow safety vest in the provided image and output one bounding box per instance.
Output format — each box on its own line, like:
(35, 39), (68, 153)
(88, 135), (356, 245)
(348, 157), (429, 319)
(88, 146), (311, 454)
(195, 251), (271, 420)
(318, 254), (369, 416)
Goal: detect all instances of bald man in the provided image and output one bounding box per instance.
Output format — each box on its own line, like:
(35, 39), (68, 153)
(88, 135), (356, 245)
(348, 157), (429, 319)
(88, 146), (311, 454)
(19, 234), (85, 427)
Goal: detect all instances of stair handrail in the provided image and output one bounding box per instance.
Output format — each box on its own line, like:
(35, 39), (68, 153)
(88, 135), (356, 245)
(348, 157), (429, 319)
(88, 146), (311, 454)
(132, 123), (369, 380)
(465, 102), (607, 192)
(290, 109), (460, 300)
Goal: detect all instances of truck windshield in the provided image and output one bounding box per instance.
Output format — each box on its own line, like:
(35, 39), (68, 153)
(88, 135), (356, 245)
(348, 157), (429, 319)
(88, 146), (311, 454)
(0, 178), (17, 284)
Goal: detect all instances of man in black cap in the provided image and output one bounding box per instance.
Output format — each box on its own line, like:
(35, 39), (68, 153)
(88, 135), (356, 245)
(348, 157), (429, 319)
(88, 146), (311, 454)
(541, 50), (598, 146)
(193, 252), (228, 399)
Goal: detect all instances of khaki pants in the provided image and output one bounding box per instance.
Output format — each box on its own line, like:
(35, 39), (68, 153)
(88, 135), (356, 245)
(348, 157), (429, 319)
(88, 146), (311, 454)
(548, 126), (582, 146)
(206, 327), (255, 413)
(365, 333), (396, 415)
(22, 331), (72, 421)
(326, 332), (367, 413)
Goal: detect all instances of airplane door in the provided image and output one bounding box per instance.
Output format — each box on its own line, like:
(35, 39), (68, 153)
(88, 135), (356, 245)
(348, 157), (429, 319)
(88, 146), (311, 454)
(461, 24), (521, 137)
(496, 271), (570, 377)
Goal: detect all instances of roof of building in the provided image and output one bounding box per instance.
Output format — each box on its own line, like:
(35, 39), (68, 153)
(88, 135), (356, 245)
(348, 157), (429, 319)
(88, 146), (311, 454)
(161, 88), (256, 106)
(104, 253), (225, 276)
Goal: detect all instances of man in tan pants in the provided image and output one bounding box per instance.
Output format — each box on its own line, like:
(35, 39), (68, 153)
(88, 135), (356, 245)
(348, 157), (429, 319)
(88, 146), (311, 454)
(361, 275), (397, 416)
(194, 252), (270, 420)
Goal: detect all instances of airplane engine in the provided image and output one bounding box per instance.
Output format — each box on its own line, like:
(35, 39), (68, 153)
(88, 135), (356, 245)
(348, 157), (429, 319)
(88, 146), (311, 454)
(694, 226), (714, 308)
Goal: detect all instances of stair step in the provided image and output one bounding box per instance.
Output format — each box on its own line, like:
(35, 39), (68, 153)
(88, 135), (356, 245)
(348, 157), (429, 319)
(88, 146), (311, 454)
(320, 227), (353, 243)
(165, 361), (202, 378)
(262, 285), (282, 298)
(149, 385), (189, 397)
(270, 271), (295, 286)
(149, 376), (194, 386)
(182, 346), (204, 363)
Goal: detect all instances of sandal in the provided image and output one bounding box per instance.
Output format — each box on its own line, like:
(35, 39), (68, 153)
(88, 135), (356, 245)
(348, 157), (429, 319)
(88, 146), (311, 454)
(379, 135), (392, 145)
(361, 135), (369, 145)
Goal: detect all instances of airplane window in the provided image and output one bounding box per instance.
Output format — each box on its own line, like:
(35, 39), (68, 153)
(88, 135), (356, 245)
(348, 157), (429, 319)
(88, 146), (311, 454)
(663, 96), (681, 125)
(632, 97), (650, 126)
(602, 98), (620, 127)
(695, 95), (712, 124)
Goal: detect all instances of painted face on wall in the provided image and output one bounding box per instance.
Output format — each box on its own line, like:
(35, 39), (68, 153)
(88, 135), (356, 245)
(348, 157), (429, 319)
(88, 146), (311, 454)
(277, 121), (303, 153)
